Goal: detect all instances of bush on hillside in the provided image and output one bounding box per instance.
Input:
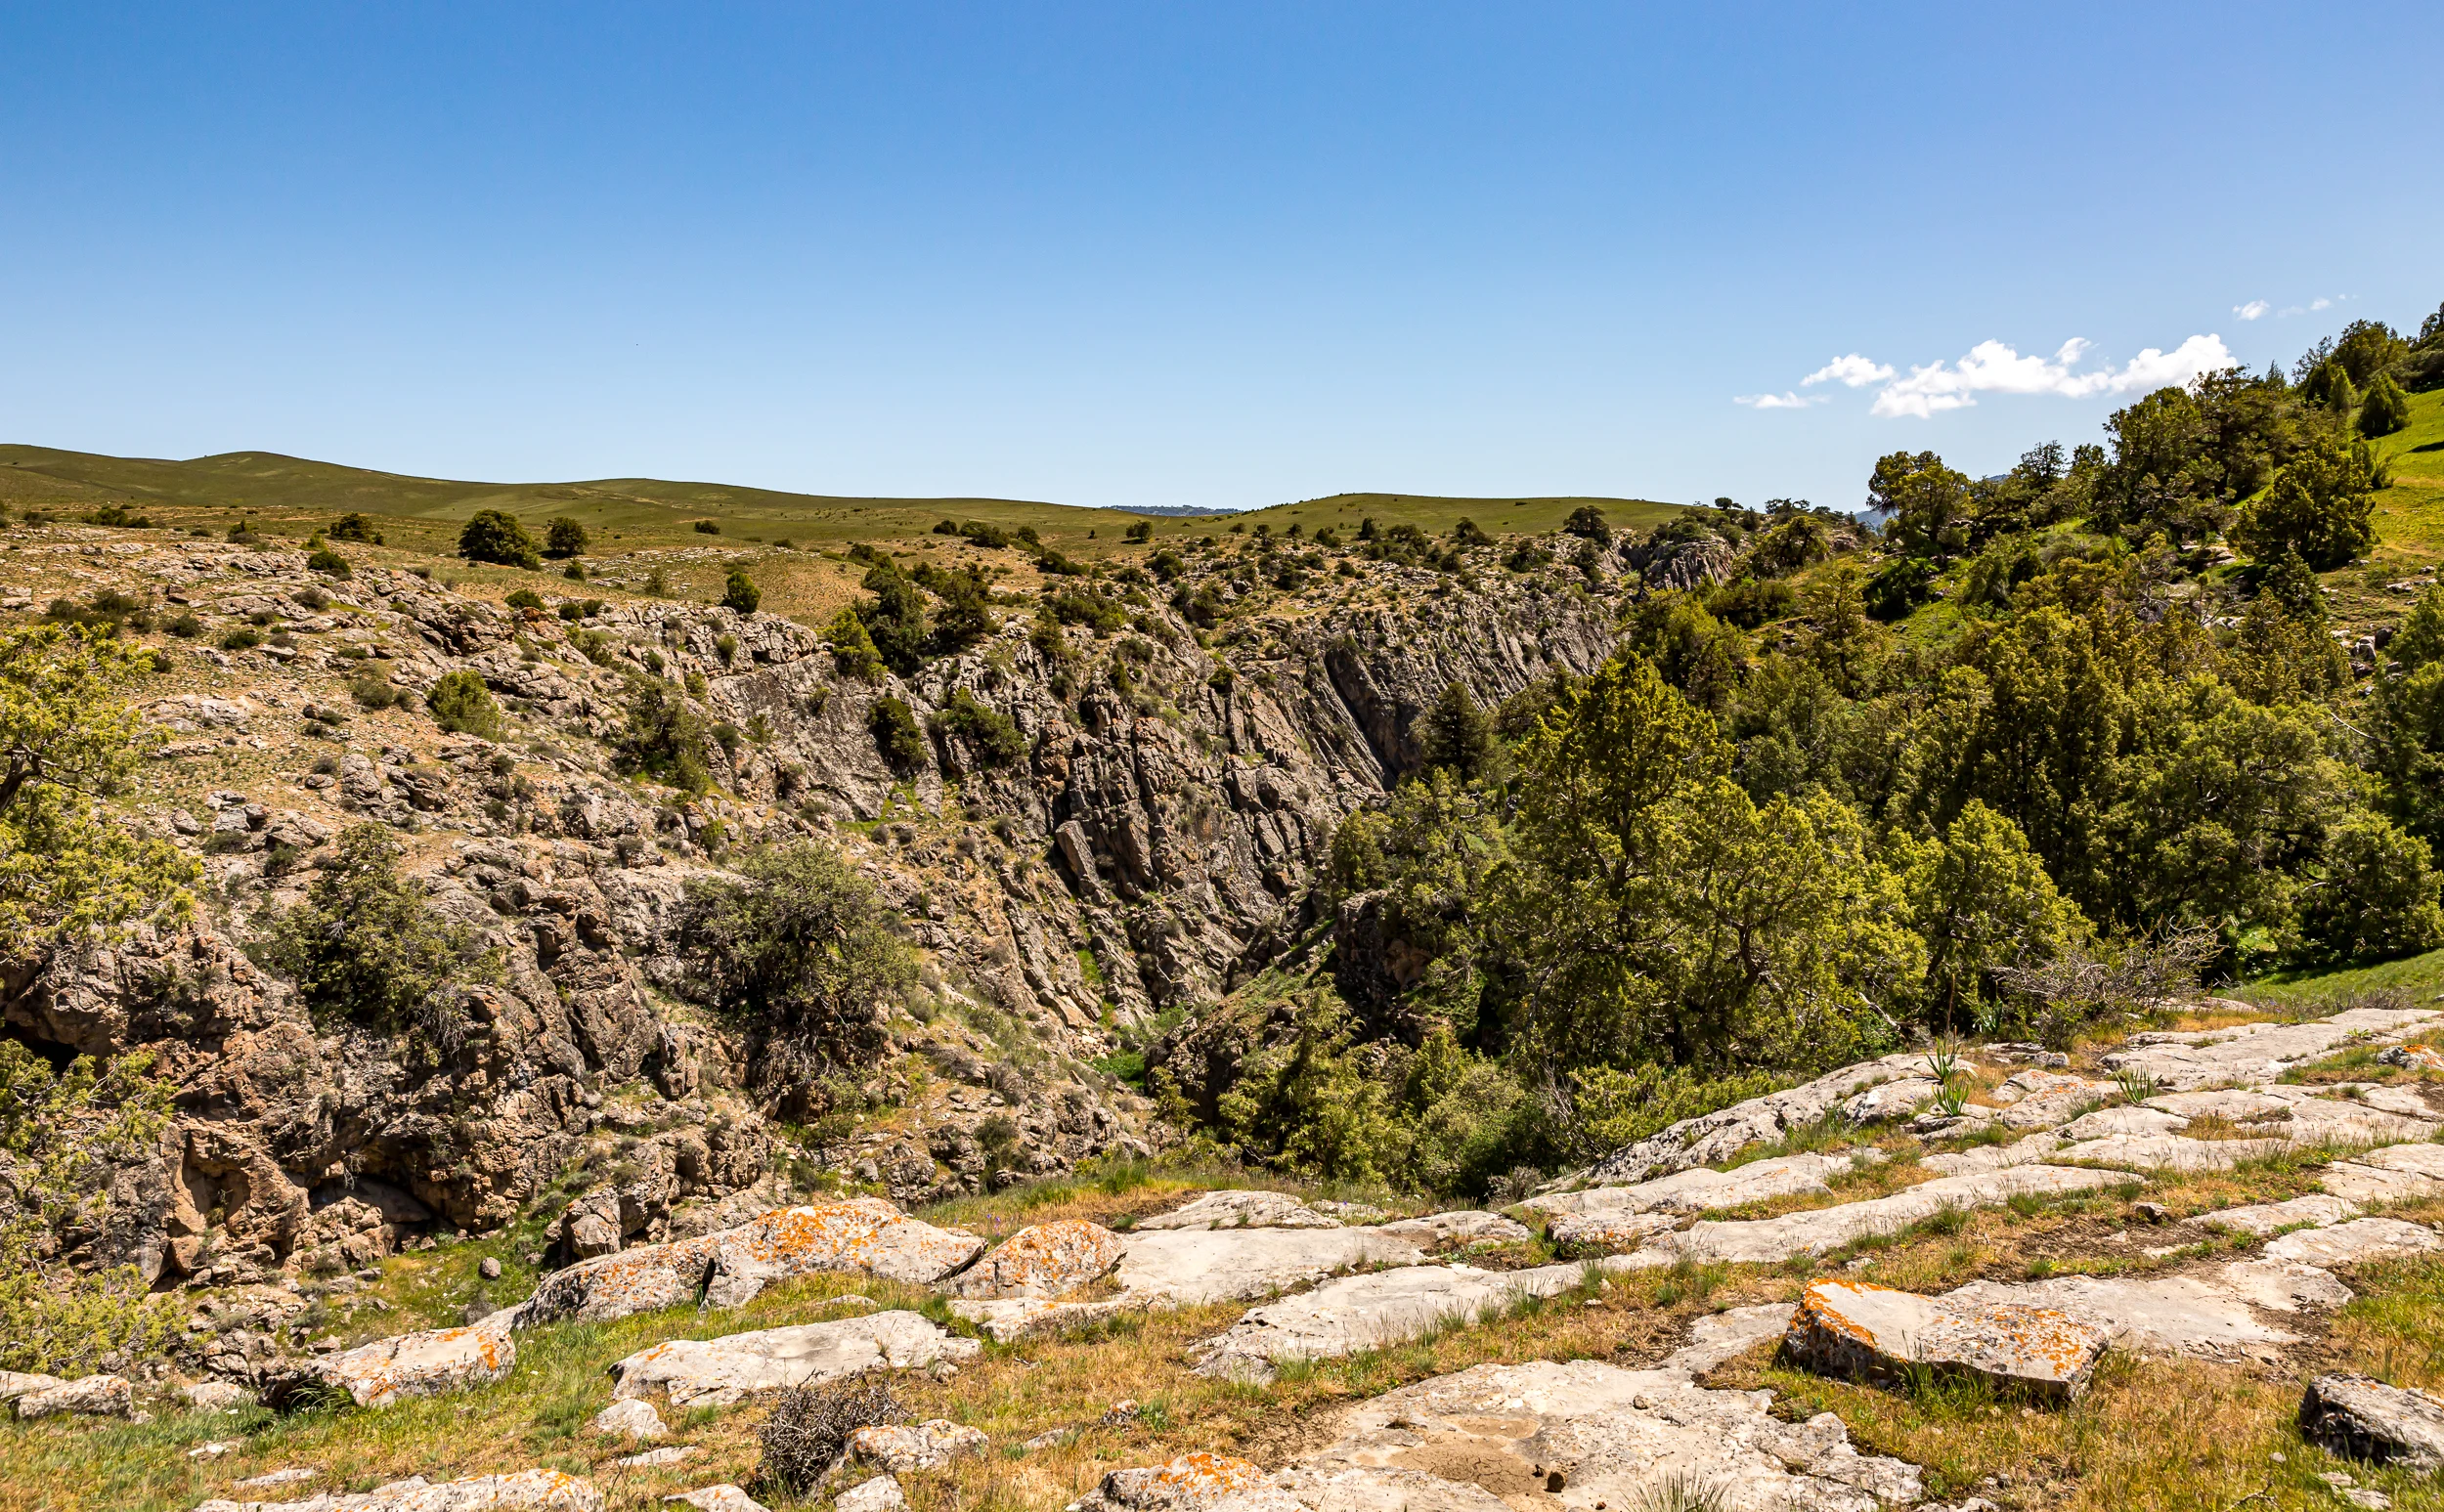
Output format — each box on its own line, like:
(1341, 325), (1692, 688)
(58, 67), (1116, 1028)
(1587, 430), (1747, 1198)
(327, 513), (384, 544)
(458, 509), (540, 568)
(722, 569), (761, 615)
(544, 516), (589, 557)
(867, 696), (927, 769)
(425, 670), (505, 739)
(616, 674), (712, 794)
(259, 824), (501, 1042)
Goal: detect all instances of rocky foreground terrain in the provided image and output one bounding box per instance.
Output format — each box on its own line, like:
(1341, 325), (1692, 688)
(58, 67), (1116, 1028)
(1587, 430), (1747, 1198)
(17, 993), (2444, 1511)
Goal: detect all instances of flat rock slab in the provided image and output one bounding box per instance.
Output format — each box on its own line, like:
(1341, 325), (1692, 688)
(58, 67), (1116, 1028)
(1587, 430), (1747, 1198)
(1653, 1165), (2124, 1264)
(2215, 1261), (2353, 1313)
(16, 1373), (131, 1419)
(1656, 1303), (1795, 1375)
(194, 1469), (603, 1511)
(593, 1399), (668, 1440)
(836, 1478), (907, 1512)
(1113, 1226), (1425, 1306)
(1919, 1134), (2066, 1177)
(946, 1296), (1132, 1342)
(1299, 1359), (1923, 1511)
(1782, 1279), (2109, 1401)
(2147, 1089), (2295, 1123)
(271, 1315), (514, 1409)
(2266, 1098), (2439, 1147)
(2192, 1194), (2362, 1236)
(2056, 1105), (2190, 1140)
(1573, 1052), (1942, 1185)
(1842, 1076), (1940, 1124)
(610, 1310), (981, 1409)
(1946, 1274), (2298, 1359)
(2324, 1142), (2444, 1203)
(0, 1371), (63, 1404)
(950, 1220), (1124, 1299)
(664, 1489), (767, 1512)
(850, 1419), (988, 1472)
(2103, 1008), (2442, 1092)
(1069, 1452), (1276, 1512)
(1374, 1211), (1532, 1246)
(2047, 1134), (2288, 1172)
(1546, 1210), (1680, 1255)
(1136, 1190), (1342, 1231)
(2301, 1374), (2444, 1471)
(519, 1201), (982, 1326)
(1525, 1153), (1865, 1220)
(2263, 1218), (2443, 1267)
(1190, 1262), (1599, 1381)
(1993, 1072), (2115, 1131)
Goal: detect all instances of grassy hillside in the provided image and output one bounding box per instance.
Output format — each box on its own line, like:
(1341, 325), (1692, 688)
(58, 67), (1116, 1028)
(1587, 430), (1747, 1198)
(0, 446), (1676, 559)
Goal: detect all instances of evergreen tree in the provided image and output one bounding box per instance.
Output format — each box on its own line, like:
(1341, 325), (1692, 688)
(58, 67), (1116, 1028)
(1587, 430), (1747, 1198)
(1418, 681), (1502, 783)
(722, 569), (761, 615)
(854, 563), (928, 674)
(2361, 372), (2414, 438)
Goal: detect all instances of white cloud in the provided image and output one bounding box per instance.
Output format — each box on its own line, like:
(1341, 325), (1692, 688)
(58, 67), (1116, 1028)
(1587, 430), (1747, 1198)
(2106, 333), (2236, 394)
(2235, 300), (2270, 321)
(1734, 391), (1822, 409)
(1865, 333), (2234, 418)
(1802, 354), (1894, 388)
(2312, 297), (2333, 311)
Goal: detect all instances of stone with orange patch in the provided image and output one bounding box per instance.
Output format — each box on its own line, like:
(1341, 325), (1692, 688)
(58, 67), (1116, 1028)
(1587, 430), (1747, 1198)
(264, 1313), (516, 1410)
(950, 1219), (1124, 1299)
(1782, 1278), (2110, 1401)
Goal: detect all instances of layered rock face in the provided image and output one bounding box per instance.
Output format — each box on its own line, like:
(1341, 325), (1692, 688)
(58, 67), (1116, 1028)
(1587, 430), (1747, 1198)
(4, 535), (1622, 1294)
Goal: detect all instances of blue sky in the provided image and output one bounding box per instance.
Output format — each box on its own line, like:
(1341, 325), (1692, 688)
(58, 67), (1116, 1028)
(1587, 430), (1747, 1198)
(4, 3), (2439, 512)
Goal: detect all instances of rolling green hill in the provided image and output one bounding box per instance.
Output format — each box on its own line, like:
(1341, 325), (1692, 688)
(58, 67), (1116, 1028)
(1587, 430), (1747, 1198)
(0, 445), (1678, 554)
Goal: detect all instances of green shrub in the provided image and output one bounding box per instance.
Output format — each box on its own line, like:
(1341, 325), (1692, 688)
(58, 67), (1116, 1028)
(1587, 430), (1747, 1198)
(260, 825), (501, 1040)
(826, 608), (885, 681)
(545, 516), (589, 558)
(722, 570), (761, 615)
(166, 612), (203, 637)
(933, 688), (1026, 769)
(693, 518), (721, 535)
(503, 587), (546, 612)
(458, 509), (541, 568)
(218, 626), (263, 651)
(306, 546), (353, 578)
(868, 696), (928, 769)
(617, 674), (712, 794)
(2362, 372), (2414, 438)
(327, 512), (385, 544)
(425, 670), (505, 738)
(349, 669), (406, 709)
(677, 842), (917, 1088)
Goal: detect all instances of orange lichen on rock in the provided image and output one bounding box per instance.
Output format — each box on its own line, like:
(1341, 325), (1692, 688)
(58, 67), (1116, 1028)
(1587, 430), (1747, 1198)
(1781, 1278), (2110, 1401)
(953, 1219), (1125, 1299)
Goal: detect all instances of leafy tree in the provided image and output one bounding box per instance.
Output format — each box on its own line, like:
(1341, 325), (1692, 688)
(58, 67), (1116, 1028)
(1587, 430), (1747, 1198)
(855, 563), (928, 675)
(1868, 450), (1972, 553)
(327, 512), (384, 544)
(1450, 517), (1493, 547)
(1417, 681), (1503, 783)
(503, 587), (546, 612)
(2230, 433), (2381, 569)
(722, 568), (762, 615)
(0, 626), (196, 957)
(458, 509), (540, 569)
(1746, 515), (1828, 577)
(2295, 812), (2444, 964)
(867, 695), (927, 769)
(676, 841), (917, 1101)
(825, 608), (885, 681)
(2361, 372), (2414, 437)
(261, 824), (501, 1038)
(424, 670), (505, 739)
(1123, 520), (1155, 542)
(0, 1042), (179, 1373)
(1561, 504), (1610, 543)
(544, 517), (589, 558)
(1324, 769), (1507, 1033)
(1898, 800), (2090, 1033)
(2332, 319), (2409, 386)
(616, 673), (712, 793)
